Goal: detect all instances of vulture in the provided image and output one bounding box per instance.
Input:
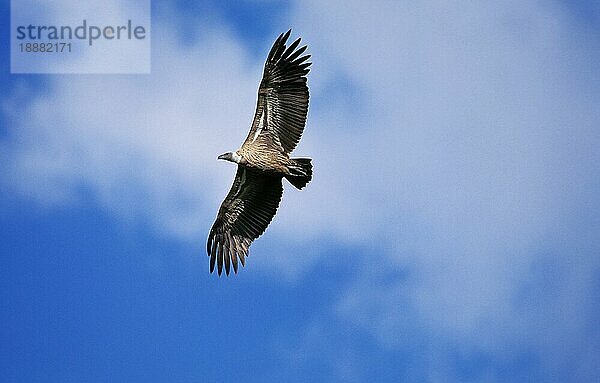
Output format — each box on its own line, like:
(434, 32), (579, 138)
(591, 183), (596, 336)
(207, 30), (312, 276)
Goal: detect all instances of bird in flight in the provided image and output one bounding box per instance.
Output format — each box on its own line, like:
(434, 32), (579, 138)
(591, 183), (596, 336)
(207, 30), (312, 276)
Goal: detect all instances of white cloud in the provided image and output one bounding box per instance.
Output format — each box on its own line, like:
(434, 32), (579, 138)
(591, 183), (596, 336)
(286, 0), (600, 380)
(3, 0), (600, 380)
(4, 1), (367, 275)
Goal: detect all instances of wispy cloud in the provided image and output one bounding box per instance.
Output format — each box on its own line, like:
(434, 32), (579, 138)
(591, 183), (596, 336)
(4, 3), (263, 238)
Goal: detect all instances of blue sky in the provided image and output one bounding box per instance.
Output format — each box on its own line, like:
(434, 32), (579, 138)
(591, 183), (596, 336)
(2, 1), (600, 382)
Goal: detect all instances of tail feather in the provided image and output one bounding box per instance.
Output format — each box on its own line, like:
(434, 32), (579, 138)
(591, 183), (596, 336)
(285, 158), (312, 189)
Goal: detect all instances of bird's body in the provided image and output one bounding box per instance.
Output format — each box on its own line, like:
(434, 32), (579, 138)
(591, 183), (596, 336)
(237, 138), (290, 174)
(207, 30), (312, 275)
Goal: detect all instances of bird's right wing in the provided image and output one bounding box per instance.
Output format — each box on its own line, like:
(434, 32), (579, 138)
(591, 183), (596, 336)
(207, 166), (283, 275)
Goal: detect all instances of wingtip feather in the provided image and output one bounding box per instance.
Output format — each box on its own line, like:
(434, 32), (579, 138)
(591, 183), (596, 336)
(224, 237), (231, 276)
(217, 241), (224, 276)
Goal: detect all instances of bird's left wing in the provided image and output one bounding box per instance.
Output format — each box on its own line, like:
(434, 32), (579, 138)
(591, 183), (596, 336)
(207, 166), (283, 275)
(242, 30), (311, 154)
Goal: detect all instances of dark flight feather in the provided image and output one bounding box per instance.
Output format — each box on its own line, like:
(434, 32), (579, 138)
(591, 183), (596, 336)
(207, 166), (283, 275)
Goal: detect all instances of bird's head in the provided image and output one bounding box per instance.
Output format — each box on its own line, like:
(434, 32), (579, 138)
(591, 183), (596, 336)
(218, 151), (242, 163)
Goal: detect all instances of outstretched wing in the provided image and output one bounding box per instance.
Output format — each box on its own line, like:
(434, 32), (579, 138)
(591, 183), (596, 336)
(207, 166), (283, 275)
(242, 29), (311, 154)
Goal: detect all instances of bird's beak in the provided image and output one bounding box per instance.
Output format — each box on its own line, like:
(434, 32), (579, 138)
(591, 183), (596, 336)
(218, 153), (228, 160)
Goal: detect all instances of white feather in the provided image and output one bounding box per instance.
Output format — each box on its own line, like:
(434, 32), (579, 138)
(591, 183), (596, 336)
(231, 152), (242, 163)
(251, 110), (265, 143)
